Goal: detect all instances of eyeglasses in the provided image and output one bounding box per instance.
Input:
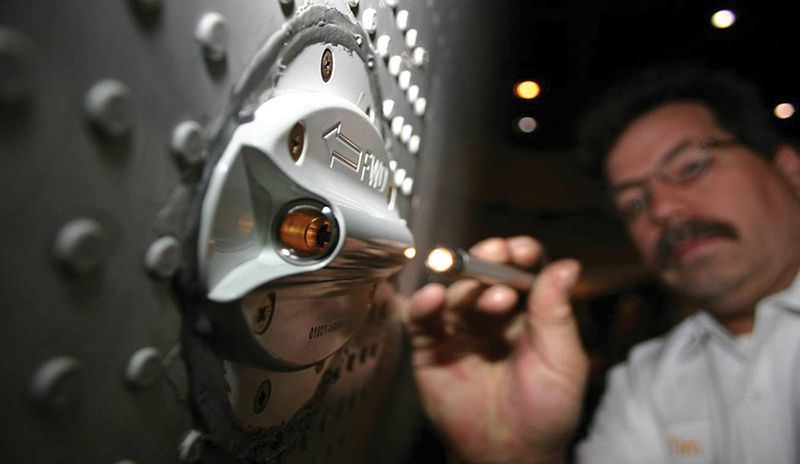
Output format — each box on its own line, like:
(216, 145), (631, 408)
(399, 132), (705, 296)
(611, 138), (739, 222)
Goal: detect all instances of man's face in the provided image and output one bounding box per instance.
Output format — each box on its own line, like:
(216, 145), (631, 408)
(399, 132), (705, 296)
(606, 102), (800, 314)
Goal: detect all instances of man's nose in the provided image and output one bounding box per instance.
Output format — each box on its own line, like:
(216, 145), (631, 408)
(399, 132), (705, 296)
(645, 181), (692, 227)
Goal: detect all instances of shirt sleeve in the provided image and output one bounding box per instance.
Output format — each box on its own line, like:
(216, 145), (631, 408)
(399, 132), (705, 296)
(574, 362), (668, 464)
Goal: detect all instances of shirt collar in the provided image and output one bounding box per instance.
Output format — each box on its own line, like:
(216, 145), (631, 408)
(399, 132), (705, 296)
(677, 267), (800, 358)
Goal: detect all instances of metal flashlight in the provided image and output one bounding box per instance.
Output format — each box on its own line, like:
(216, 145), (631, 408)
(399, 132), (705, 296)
(425, 246), (537, 291)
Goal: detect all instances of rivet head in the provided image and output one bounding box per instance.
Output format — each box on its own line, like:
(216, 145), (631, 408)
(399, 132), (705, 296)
(54, 218), (110, 274)
(388, 55), (402, 76)
(84, 80), (134, 137)
(393, 168), (407, 185)
(398, 70), (412, 90)
(348, 0), (360, 9)
(195, 12), (228, 61)
(402, 177), (415, 196)
(405, 28), (418, 48)
(413, 47), (429, 67)
(253, 379), (272, 415)
(0, 27), (37, 102)
(361, 8), (378, 34)
(407, 85), (420, 103)
(178, 430), (204, 463)
(382, 99), (395, 119)
(409, 135), (421, 155)
(124, 347), (163, 389)
(396, 10), (410, 31)
(170, 121), (207, 165)
(375, 35), (391, 58)
(144, 236), (181, 279)
(414, 97), (427, 117)
(321, 48), (333, 83)
(30, 356), (82, 410)
(386, 0), (399, 7)
(401, 124), (413, 143)
(391, 116), (404, 137)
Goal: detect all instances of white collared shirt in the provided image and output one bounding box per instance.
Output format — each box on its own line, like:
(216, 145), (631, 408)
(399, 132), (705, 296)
(576, 271), (800, 464)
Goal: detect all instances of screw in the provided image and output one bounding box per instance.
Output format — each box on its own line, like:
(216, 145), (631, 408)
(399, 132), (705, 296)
(54, 218), (110, 274)
(289, 123), (305, 161)
(170, 120), (207, 165)
(195, 12), (228, 61)
(124, 347), (163, 389)
(252, 293), (275, 335)
(144, 235), (181, 279)
(30, 356), (82, 410)
(253, 379), (272, 415)
(0, 27), (37, 102)
(321, 48), (333, 82)
(84, 79), (134, 137)
(178, 430), (203, 463)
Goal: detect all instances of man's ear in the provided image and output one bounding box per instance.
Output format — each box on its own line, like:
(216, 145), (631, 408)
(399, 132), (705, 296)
(773, 144), (800, 195)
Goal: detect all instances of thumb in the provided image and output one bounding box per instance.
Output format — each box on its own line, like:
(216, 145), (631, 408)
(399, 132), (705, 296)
(525, 259), (587, 374)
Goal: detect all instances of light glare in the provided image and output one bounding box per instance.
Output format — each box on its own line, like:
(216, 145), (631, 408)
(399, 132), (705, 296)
(404, 247), (417, 259)
(514, 81), (541, 100)
(711, 10), (736, 29)
(775, 103), (795, 119)
(426, 247), (455, 273)
(517, 116), (537, 133)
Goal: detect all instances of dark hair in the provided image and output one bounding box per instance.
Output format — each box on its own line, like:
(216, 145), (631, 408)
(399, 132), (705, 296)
(575, 65), (782, 185)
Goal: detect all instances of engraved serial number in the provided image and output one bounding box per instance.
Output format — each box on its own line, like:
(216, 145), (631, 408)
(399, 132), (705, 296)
(308, 318), (350, 340)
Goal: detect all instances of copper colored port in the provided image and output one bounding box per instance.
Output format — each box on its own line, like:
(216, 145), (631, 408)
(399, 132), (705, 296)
(279, 208), (334, 256)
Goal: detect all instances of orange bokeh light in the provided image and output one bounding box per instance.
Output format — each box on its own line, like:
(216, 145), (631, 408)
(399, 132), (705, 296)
(514, 81), (541, 100)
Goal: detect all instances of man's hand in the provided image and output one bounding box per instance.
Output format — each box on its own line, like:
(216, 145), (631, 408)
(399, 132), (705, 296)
(406, 236), (589, 464)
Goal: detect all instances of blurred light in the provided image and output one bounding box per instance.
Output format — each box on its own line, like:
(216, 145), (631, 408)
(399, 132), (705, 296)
(514, 81), (541, 100)
(404, 247), (417, 259)
(517, 116), (537, 133)
(711, 10), (736, 29)
(426, 247), (455, 273)
(775, 103), (795, 119)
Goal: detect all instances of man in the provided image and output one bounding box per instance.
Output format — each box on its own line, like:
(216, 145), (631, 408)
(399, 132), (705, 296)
(407, 66), (800, 463)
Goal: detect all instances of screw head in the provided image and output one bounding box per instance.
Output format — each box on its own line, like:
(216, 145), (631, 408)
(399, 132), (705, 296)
(178, 430), (203, 463)
(30, 356), (82, 410)
(144, 236), (181, 279)
(124, 347), (163, 389)
(84, 79), (134, 137)
(321, 48), (333, 82)
(289, 123), (305, 162)
(54, 218), (110, 274)
(0, 27), (37, 102)
(195, 12), (228, 61)
(253, 379), (272, 415)
(252, 293), (275, 335)
(170, 121), (207, 165)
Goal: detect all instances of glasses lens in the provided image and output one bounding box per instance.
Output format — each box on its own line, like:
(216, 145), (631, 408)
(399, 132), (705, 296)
(661, 143), (710, 183)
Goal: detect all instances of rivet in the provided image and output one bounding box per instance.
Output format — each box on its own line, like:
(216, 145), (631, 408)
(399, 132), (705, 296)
(253, 379), (272, 415)
(355, 34), (363, 46)
(0, 27), (37, 102)
(54, 218), (110, 274)
(387, 55), (402, 76)
(289, 123), (305, 162)
(398, 70), (412, 90)
(375, 35), (391, 58)
(84, 79), (134, 137)
(170, 120), (207, 165)
(404, 29), (418, 48)
(361, 8), (378, 34)
(413, 46), (429, 67)
(407, 85), (420, 103)
(144, 236), (181, 279)
(389, 160), (398, 171)
(348, 0), (360, 9)
(393, 168), (407, 185)
(321, 48), (333, 82)
(402, 177), (414, 196)
(401, 124), (413, 143)
(413, 97), (427, 117)
(30, 356), (82, 410)
(124, 347), (163, 389)
(178, 430), (204, 463)
(386, 0), (399, 7)
(409, 135), (421, 155)
(367, 58), (374, 69)
(382, 99), (395, 119)
(396, 10), (410, 31)
(391, 116), (404, 137)
(195, 12), (228, 61)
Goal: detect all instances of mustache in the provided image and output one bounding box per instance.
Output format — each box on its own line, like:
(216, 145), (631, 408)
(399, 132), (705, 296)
(656, 218), (739, 269)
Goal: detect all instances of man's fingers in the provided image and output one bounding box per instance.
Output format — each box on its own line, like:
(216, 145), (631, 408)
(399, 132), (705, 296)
(507, 235), (545, 269)
(469, 237), (511, 263)
(524, 259), (588, 374)
(409, 283), (447, 324)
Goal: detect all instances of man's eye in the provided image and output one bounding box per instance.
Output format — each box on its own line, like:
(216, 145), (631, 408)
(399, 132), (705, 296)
(624, 195), (647, 219)
(676, 159), (709, 179)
